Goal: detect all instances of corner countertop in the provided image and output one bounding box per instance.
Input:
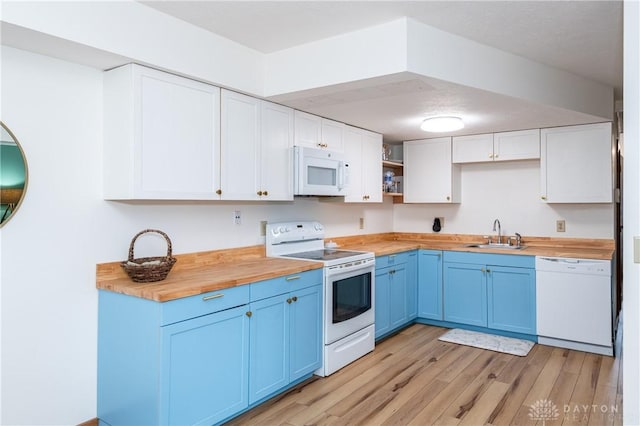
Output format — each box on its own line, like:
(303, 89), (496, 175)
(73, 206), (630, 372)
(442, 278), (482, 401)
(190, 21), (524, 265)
(96, 233), (614, 302)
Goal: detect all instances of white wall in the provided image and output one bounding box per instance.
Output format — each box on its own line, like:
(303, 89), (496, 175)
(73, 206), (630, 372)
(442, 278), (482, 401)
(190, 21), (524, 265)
(264, 18), (408, 98)
(0, 46), (393, 425)
(623, 0), (640, 423)
(406, 19), (613, 120)
(394, 160), (614, 239)
(1, 0), (264, 95)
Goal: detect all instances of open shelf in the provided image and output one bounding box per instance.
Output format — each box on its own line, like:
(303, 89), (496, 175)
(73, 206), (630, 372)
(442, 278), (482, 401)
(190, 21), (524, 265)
(382, 160), (403, 168)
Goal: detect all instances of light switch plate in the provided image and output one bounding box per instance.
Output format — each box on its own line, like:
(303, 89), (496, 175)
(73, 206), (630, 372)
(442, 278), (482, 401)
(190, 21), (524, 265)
(556, 220), (566, 232)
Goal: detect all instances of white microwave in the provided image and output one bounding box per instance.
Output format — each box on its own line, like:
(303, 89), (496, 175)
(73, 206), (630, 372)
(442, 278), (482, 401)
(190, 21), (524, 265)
(294, 146), (350, 196)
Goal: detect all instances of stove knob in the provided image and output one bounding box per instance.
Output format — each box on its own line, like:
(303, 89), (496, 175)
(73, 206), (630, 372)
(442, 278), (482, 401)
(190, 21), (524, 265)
(285, 227), (291, 232)
(278, 226), (286, 233)
(315, 224), (323, 231)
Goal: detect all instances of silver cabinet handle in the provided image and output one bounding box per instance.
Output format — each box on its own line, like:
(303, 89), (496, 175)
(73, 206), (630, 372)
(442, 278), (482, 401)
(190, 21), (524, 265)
(286, 276), (301, 281)
(202, 293), (224, 301)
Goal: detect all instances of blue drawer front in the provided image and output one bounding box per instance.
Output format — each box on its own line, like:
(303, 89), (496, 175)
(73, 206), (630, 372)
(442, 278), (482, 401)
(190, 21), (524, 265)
(443, 251), (534, 268)
(161, 285), (250, 326)
(250, 269), (323, 302)
(376, 251), (411, 268)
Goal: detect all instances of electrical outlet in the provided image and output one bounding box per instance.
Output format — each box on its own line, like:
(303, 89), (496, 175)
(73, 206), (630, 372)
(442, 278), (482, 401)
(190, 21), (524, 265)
(437, 217), (445, 228)
(260, 220), (267, 236)
(234, 210), (241, 225)
(359, 217), (364, 229)
(556, 219), (566, 232)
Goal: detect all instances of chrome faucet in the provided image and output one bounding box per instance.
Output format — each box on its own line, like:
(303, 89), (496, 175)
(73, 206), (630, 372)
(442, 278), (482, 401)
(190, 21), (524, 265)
(492, 219), (502, 244)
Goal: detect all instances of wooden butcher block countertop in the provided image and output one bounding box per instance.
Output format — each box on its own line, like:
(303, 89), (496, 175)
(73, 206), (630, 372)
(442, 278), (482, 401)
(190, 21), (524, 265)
(96, 245), (322, 302)
(331, 233), (615, 260)
(96, 233), (613, 302)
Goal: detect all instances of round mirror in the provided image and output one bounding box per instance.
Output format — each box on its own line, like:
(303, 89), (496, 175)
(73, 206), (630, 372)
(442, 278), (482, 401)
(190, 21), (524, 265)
(1, 122), (28, 226)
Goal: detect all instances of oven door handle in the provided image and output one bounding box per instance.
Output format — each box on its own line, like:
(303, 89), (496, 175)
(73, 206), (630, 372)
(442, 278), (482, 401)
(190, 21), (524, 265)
(326, 262), (375, 278)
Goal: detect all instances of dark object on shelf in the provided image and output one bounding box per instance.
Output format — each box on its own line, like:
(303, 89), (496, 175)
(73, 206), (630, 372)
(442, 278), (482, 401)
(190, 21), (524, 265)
(121, 229), (177, 283)
(432, 217), (442, 233)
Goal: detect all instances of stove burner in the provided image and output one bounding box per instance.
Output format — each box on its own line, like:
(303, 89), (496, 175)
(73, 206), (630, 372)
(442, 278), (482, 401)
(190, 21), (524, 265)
(284, 249), (368, 261)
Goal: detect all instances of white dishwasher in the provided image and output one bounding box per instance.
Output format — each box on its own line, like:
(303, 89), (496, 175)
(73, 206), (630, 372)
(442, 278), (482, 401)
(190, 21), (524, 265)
(535, 256), (613, 356)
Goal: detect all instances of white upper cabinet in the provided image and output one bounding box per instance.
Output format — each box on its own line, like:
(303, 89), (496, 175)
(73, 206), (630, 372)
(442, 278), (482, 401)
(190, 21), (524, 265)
(294, 111), (344, 152)
(493, 129), (540, 161)
(220, 90), (260, 200)
(453, 129), (540, 164)
(260, 101), (295, 201)
(344, 126), (383, 203)
(403, 137), (460, 203)
(452, 134), (494, 163)
(103, 64), (220, 200)
(540, 122), (613, 203)
(221, 89), (294, 201)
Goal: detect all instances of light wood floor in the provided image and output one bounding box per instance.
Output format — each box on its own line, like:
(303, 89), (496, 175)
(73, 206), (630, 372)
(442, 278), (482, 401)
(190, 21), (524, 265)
(227, 324), (622, 426)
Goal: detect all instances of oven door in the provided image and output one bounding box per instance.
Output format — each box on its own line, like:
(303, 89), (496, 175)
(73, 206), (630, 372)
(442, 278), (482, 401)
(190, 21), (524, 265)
(325, 259), (375, 344)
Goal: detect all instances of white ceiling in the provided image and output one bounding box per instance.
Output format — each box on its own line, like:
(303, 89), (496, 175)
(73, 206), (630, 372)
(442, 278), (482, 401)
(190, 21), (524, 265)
(141, 1), (623, 142)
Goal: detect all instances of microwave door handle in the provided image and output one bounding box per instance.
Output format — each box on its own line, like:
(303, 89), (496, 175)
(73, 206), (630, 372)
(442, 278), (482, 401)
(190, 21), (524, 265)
(337, 161), (345, 190)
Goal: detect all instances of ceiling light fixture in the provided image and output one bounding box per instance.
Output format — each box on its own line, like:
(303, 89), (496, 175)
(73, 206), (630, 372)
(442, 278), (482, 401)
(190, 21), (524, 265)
(420, 116), (464, 132)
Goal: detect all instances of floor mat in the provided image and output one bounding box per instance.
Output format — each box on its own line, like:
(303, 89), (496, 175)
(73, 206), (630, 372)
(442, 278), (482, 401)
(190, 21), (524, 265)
(438, 328), (535, 356)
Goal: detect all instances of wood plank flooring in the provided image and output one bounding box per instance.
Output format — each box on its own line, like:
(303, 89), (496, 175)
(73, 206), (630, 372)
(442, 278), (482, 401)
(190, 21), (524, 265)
(226, 324), (622, 426)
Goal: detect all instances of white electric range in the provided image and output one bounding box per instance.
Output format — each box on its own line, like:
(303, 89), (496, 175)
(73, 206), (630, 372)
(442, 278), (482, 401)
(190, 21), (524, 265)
(266, 221), (375, 376)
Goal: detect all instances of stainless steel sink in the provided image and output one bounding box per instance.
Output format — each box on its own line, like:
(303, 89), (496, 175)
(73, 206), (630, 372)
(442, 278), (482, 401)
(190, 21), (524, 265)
(464, 243), (527, 250)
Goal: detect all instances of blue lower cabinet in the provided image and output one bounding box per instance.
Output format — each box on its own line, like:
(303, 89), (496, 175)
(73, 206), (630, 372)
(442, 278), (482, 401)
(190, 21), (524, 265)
(375, 266), (392, 338)
(487, 266), (536, 334)
(440, 252), (536, 338)
(98, 270), (323, 426)
(249, 283), (323, 404)
(376, 252), (414, 339)
(406, 251), (418, 320)
(249, 294), (290, 404)
(389, 263), (408, 330)
(290, 284), (323, 381)
(161, 305), (250, 425)
(417, 250), (443, 320)
(443, 262), (487, 327)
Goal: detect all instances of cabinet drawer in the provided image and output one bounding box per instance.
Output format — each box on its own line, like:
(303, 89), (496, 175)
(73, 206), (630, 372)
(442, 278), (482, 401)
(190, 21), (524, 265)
(251, 269), (323, 301)
(161, 285), (250, 326)
(377, 251), (411, 268)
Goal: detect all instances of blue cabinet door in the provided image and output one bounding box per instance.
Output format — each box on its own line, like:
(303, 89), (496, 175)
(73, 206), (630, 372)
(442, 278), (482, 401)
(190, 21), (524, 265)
(389, 263), (408, 330)
(375, 266), (391, 338)
(290, 284), (323, 381)
(406, 251), (418, 320)
(418, 250), (443, 320)
(443, 262), (487, 327)
(487, 265), (536, 334)
(160, 305), (249, 426)
(249, 294), (290, 404)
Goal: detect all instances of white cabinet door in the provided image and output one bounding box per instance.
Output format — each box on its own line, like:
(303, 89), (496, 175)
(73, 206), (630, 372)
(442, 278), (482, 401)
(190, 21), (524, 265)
(294, 111), (322, 149)
(321, 119), (345, 152)
(404, 138), (460, 203)
(344, 126), (382, 203)
(361, 130), (383, 203)
(221, 90), (260, 200)
(452, 130), (539, 163)
(221, 91), (294, 201)
(104, 64), (220, 199)
(541, 123), (612, 203)
(294, 111), (344, 151)
(261, 102), (294, 201)
(343, 127), (364, 203)
(452, 134), (494, 163)
(493, 129), (540, 161)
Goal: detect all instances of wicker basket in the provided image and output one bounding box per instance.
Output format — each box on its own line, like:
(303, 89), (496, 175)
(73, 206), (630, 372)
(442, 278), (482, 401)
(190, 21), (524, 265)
(120, 229), (177, 283)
